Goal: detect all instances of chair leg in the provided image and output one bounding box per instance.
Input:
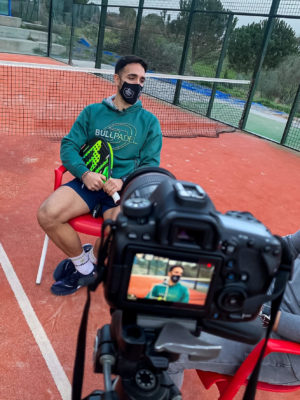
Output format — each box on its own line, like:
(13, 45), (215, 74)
(36, 234), (49, 284)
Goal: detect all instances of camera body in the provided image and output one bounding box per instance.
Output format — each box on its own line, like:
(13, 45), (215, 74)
(104, 174), (281, 325)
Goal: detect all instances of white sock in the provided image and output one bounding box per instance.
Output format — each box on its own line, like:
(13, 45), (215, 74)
(87, 247), (97, 265)
(70, 250), (94, 275)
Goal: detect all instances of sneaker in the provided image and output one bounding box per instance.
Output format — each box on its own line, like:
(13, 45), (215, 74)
(50, 268), (97, 296)
(53, 244), (92, 281)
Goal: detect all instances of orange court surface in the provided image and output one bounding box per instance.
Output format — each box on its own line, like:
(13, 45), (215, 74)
(1, 54), (300, 400)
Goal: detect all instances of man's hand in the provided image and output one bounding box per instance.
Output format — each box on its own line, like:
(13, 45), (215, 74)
(103, 178), (123, 197)
(82, 171), (106, 191)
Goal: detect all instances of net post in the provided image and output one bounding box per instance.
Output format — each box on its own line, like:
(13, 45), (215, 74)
(68, 3), (76, 66)
(132, 0), (145, 54)
(280, 83), (300, 146)
(207, 13), (234, 118)
(239, 0), (280, 131)
(95, 0), (108, 69)
(173, 0), (196, 105)
(47, 0), (54, 57)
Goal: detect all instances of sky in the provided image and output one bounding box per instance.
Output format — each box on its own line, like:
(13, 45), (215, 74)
(87, 0), (300, 36)
(236, 15), (300, 35)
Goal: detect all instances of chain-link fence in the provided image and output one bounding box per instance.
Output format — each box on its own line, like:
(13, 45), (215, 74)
(3, 0), (300, 151)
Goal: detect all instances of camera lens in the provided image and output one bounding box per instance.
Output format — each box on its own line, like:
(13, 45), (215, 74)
(121, 167), (176, 203)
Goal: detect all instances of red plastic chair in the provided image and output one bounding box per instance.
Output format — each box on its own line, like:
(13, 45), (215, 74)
(196, 338), (300, 399)
(36, 165), (103, 284)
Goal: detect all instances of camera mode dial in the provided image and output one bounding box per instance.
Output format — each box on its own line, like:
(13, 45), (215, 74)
(123, 198), (152, 218)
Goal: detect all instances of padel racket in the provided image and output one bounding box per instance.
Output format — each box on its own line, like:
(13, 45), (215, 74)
(80, 138), (120, 204)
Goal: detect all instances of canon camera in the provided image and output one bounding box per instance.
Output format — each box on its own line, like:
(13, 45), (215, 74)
(103, 167), (282, 325)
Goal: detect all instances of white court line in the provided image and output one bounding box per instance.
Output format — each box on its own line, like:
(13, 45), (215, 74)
(0, 243), (71, 400)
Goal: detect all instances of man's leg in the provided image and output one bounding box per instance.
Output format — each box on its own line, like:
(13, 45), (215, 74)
(38, 186), (98, 295)
(168, 331), (299, 388)
(37, 185), (90, 257)
(50, 191), (120, 284)
(92, 205), (121, 260)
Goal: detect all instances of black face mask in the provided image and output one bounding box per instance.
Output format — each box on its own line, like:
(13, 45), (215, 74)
(119, 81), (143, 105)
(171, 275), (180, 284)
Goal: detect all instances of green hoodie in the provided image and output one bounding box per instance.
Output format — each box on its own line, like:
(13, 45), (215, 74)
(146, 282), (189, 303)
(60, 96), (162, 179)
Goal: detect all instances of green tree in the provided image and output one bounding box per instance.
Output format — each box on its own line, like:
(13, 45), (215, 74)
(119, 6), (136, 26)
(228, 20), (299, 74)
(143, 13), (165, 33)
(112, 8), (137, 55)
(137, 12), (182, 72)
(258, 54), (300, 105)
(167, 0), (229, 64)
(137, 34), (183, 73)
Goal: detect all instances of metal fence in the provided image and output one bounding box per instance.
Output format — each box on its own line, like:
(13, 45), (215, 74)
(5, 0), (300, 151)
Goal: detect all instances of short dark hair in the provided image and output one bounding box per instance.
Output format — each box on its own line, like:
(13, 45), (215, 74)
(169, 265), (184, 273)
(115, 55), (148, 74)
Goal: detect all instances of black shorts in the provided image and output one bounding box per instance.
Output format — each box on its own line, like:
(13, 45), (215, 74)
(64, 178), (116, 215)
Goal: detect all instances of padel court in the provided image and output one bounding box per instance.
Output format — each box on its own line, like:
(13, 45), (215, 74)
(0, 53), (300, 400)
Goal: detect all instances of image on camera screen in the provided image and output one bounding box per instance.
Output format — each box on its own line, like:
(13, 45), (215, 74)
(127, 253), (215, 306)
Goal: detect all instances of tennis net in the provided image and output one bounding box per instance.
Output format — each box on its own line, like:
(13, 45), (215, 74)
(0, 60), (250, 138)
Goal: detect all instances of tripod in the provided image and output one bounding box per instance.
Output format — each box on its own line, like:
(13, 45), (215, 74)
(83, 311), (222, 400)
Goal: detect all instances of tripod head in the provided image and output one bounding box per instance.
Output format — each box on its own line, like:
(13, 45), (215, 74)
(84, 310), (223, 400)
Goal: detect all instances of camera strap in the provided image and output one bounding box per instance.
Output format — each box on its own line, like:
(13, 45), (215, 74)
(242, 263), (291, 400)
(72, 222), (114, 400)
(72, 287), (91, 400)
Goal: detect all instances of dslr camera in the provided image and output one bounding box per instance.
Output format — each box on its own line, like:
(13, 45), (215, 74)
(105, 167), (281, 323)
(84, 167), (283, 400)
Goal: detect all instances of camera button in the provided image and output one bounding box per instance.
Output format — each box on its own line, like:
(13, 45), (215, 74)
(128, 232), (137, 239)
(226, 272), (236, 281)
(226, 244), (236, 254)
(221, 241), (236, 254)
(229, 313), (243, 320)
(247, 239), (255, 247)
(142, 233), (151, 241)
(273, 248), (280, 255)
(226, 260), (234, 269)
(240, 272), (248, 282)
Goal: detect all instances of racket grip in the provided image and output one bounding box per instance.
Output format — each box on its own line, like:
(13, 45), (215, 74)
(112, 192), (121, 205)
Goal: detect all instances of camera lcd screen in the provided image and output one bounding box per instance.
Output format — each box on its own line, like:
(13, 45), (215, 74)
(127, 253), (215, 307)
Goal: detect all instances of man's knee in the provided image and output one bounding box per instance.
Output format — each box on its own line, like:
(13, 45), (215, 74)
(37, 199), (58, 230)
(37, 191), (65, 229)
(104, 205), (120, 221)
(37, 186), (90, 230)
